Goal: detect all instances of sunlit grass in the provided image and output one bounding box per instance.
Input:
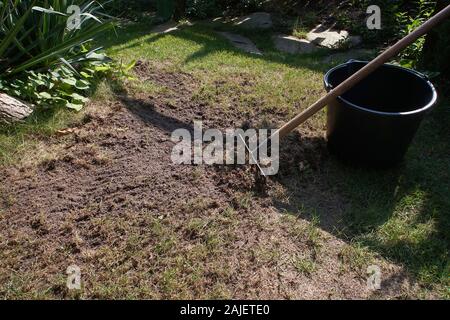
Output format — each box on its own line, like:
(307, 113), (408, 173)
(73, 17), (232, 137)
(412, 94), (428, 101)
(0, 15), (448, 299)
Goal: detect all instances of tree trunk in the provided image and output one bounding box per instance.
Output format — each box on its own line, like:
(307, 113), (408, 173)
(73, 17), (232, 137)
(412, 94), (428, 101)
(0, 93), (33, 124)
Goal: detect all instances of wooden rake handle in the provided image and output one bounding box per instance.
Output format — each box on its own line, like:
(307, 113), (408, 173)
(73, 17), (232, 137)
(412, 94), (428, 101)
(276, 4), (450, 139)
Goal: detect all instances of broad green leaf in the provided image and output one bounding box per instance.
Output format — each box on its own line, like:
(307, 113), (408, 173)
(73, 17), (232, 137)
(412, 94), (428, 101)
(66, 102), (84, 111)
(70, 92), (89, 103)
(39, 92), (52, 99)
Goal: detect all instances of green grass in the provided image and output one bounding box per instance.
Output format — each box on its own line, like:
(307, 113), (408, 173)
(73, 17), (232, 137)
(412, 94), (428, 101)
(328, 97), (450, 297)
(338, 243), (375, 275)
(0, 15), (330, 165)
(101, 18), (329, 117)
(0, 15), (448, 298)
(292, 28), (309, 40)
(294, 257), (317, 276)
(0, 107), (87, 166)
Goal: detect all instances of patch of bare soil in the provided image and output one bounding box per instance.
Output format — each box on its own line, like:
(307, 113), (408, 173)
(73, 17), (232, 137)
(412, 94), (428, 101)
(0, 63), (422, 299)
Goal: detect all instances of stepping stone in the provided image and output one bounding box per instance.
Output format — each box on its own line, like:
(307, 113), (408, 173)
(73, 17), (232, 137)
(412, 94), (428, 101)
(151, 21), (179, 34)
(235, 12), (273, 29)
(323, 49), (375, 64)
(307, 24), (350, 49)
(218, 32), (262, 55)
(273, 34), (318, 54)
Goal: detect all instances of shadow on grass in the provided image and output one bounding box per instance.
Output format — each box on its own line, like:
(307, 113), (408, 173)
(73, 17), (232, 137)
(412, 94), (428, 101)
(273, 99), (449, 293)
(0, 107), (59, 136)
(99, 18), (334, 74)
(0, 105), (86, 165)
(167, 23), (331, 72)
(119, 95), (195, 134)
(100, 14), (158, 50)
(97, 19), (449, 293)
(98, 75), (196, 136)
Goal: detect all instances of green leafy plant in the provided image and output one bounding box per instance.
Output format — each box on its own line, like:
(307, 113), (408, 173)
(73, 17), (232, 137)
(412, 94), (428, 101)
(397, 0), (435, 68)
(186, 0), (219, 19)
(0, 0), (113, 77)
(0, 58), (135, 111)
(0, 1), (116, 111)
(2, 63), (94, 111)
(291, 11), (317, 39)
(335, 0), (404, 46)
(105, 0), (152, 17)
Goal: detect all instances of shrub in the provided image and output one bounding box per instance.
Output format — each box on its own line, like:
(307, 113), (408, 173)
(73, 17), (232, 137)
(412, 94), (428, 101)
(397, 0), (436, 69)
(186, 0), (220, 19)
(0, 58), (108, 110)
(419, 0), (450, 77)
(334, 0), (406, 46)
(106, 0), (155, 17)
(0, 1), (114, 110)
(0, 0), (113, 77)
(421, 20), (450, 76)
(185, 0), (269, 18)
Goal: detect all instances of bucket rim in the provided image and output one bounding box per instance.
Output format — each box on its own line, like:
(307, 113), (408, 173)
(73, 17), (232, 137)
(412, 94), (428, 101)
(323, 61), (438, 116)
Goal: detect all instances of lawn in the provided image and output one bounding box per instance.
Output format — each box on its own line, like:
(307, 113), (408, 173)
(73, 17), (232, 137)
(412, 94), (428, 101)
(0, 15), (448, 299)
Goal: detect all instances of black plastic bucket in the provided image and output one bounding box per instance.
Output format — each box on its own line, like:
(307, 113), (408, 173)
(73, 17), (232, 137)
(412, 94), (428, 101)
(323, 60), (438, 167)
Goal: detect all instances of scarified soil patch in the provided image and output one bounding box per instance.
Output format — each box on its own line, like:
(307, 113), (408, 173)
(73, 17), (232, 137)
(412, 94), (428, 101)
(0, 63), (425, 299)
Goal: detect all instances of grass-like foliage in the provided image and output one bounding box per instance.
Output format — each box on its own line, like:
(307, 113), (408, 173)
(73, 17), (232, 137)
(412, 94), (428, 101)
(0, 1), (116, 110)
(0, 0), (113, 77)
